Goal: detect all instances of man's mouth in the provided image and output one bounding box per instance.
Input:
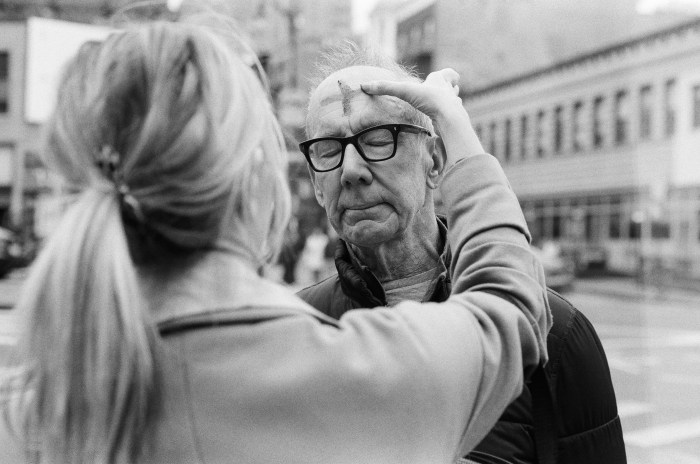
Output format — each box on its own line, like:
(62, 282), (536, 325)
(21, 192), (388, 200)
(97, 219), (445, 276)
(342, 203), (388, 225)
(344, 203), (380, 211)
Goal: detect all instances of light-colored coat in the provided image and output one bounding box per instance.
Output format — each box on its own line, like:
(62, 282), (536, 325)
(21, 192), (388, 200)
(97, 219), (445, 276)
(1, 155), (550, 464)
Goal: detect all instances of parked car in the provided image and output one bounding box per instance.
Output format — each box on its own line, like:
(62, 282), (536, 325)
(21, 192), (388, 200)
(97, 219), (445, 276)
(532, 241), (576, 292)
(559, 243), (607, 274)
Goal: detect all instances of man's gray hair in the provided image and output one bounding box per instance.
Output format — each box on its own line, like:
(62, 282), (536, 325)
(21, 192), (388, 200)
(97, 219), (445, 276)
(305, 41), (434, 137)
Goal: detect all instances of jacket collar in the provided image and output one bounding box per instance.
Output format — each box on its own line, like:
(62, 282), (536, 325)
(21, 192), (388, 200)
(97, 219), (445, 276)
(334, 216), (452, 307)
(144, 251), (338, 330)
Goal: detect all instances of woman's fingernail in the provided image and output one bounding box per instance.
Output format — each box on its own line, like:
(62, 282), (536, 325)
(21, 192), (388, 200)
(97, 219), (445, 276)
(361, 82), (377, 94)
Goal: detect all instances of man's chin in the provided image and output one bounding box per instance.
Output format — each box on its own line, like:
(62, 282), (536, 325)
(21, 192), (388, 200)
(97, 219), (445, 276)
(341, 221), (396, 247)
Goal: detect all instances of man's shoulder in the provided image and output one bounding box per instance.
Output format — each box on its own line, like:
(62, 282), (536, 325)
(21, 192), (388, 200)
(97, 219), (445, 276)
(545, 289), (602, 355)
(545, 289), (578, 339)
(296, 274), (349, 318)
(297, 274), (340, 301)
(544, 288), (616, 396)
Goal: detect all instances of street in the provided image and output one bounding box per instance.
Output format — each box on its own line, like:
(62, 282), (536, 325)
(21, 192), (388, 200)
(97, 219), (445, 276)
(1, 272), (700, 463)
(566, 280), (700, 464)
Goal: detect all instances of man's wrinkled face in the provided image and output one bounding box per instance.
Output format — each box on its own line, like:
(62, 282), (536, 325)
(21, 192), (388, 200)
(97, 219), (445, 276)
(307, 66), (433, 248)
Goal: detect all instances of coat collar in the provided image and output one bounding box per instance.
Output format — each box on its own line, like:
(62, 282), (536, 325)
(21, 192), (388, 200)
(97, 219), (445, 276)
(144, 251), (338, 332)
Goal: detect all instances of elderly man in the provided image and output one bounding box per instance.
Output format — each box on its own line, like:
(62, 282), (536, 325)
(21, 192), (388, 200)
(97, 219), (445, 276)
(297, 44), (626, 464)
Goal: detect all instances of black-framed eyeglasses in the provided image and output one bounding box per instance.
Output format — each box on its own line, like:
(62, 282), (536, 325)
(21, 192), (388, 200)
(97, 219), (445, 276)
(299, 123), (432, 173)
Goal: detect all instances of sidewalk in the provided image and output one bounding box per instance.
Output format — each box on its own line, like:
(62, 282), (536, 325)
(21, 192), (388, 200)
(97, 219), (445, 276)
(573, 275), (700, 306)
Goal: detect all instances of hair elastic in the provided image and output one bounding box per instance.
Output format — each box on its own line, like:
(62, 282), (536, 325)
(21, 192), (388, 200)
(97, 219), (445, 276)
(97, 144), (146, 223)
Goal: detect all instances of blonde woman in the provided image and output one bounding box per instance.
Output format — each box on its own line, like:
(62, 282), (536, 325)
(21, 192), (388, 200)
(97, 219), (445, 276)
(0, 20), (550, 464)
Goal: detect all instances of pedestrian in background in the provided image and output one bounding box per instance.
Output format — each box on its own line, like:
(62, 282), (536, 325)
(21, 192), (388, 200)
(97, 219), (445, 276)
(297, 42), (625, 464)
(299, 226), (329, 283)
(0, 19), (549, 464)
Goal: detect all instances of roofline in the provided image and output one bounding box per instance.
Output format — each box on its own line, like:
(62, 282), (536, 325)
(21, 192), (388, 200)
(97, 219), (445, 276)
(465, 17), (700, 100)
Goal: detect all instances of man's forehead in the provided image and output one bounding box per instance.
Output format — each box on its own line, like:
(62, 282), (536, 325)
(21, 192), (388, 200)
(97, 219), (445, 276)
(308, 66), (409, 134)
(318, 65), (398, 92)
(311, 66), (399, 109)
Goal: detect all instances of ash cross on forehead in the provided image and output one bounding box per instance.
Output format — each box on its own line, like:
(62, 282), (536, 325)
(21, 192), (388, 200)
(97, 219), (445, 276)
(318, 79), (365, 116)
(338, 80), (354, 115)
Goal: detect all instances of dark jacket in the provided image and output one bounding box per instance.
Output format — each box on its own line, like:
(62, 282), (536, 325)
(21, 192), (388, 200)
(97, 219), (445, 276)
(297, 235), (626, 464)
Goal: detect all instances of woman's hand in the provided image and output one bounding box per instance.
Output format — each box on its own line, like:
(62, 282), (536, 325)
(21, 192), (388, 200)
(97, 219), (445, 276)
(361, 69), (485, 167)
(361, 68), (462, 127)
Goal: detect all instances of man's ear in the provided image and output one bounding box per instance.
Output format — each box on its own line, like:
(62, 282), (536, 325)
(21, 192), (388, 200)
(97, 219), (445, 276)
(307, 165), (326, 207)
(425, 136), (447, 189)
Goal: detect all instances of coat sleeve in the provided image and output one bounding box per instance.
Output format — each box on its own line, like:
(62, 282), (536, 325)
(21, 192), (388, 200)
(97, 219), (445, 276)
(441, 154), (551, 454)
(315, 154), (551, 461)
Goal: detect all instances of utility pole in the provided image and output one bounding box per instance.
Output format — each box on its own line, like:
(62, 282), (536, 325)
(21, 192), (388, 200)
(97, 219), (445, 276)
(276, 0), (301, 89)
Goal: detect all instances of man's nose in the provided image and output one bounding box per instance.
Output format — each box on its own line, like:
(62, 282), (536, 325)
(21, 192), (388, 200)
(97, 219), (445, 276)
(340, 142), (373, 187)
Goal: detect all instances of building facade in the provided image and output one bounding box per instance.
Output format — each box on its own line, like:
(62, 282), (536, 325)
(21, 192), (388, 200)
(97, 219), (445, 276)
(0, 21), (46, 235)
(466, 19), (700, 277)
(0, 17), (113, 242)
(0, 1), (353, 248)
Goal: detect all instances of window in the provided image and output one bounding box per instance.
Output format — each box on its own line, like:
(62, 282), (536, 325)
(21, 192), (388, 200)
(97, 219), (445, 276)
(585, 212), (595, 240)
(609, 212), (621, 238)
(592, 95), (605, 148)
(572, 101), (584, 153)
(693, 84), (700, 128)
(535, 214), (545, 242)
(0, 52), (8, 114)
(651, 220), (670, 239)
(554, 105), (564, 154)
(614, 89), (629, 145)
(664, 79), (676, 136)
(639, 84), (653, 140)
(520, 114), (528, 159)
(552, 212), (561, 239)
(536, 110), (546, 157)
(504, 118), (512, 162)
(0, 145), (12, 186)
(629, 216), (642, 240)
(679, 220), (690, 245)
(488, 121), (497, 158)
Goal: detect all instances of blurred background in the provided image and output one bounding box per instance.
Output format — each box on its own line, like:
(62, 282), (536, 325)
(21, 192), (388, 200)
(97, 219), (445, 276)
(2, 1), (700, 462)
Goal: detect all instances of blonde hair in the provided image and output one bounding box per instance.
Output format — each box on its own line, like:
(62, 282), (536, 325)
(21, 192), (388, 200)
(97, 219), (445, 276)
(4, 20), (290, 463)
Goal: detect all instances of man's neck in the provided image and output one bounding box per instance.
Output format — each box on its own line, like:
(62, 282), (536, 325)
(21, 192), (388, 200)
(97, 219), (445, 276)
(348, 214), (441, 283)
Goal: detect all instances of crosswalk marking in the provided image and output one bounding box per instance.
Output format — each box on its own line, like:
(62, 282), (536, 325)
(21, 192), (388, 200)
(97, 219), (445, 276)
(661, 373), (700, 386)
(625, 417), (700, 447)
(617, 401), (654, 419)
(667, 451), (700, 464)
(607, 354), (660, 375)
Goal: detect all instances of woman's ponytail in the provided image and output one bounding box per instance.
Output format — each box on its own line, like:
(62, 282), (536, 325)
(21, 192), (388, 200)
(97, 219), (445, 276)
(3, 18), (295, 462)
(14, 189), (159, 463)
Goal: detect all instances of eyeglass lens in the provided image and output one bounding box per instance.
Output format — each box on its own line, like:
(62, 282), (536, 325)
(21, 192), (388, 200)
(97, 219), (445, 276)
(309, 127), (395, 171)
